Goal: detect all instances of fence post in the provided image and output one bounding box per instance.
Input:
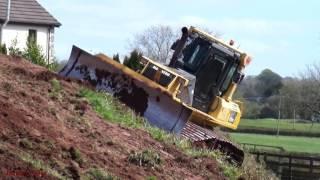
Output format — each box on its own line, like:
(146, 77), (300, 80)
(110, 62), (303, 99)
(263, 152), (267, 163)
(278, 155), (282, 176)
(289, 155), (292, 180)
(310, 158), (313, 173)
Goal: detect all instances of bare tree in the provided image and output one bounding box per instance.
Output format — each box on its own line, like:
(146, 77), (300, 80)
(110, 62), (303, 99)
(129, 25), (221, 64)
(130, 25), (177, 64)
(299, 63), (320, 118)
(280, 78), (301, 119)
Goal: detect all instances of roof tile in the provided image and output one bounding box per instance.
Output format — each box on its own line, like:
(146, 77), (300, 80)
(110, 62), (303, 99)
(0, 0), (61, 27)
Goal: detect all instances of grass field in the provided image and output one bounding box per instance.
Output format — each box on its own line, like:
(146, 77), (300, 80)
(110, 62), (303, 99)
(230, 133), (320, 154)
(238, 118), (320, 133)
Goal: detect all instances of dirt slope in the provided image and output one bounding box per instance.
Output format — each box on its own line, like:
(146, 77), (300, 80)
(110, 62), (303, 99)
(0, 55), (225, 180)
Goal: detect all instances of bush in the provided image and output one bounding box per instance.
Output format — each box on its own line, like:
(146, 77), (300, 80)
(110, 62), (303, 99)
(0, 44), (7, 54)
(123, 50), (143, 71)
(23, 39), (47, 67)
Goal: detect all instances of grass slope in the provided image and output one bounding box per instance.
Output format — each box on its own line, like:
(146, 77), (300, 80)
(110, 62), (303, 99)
(80, 89), (276, 180)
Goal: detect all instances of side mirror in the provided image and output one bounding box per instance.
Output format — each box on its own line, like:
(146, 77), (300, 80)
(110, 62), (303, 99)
(233, 71), (245, 84)
(171, 27), (188, 50)
(171, 40), (179, 50)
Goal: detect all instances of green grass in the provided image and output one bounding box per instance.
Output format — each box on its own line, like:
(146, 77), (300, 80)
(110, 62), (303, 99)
(78, 89), (145, 129)
(239, 118), (320, 133)
(230, 133), (320, 154)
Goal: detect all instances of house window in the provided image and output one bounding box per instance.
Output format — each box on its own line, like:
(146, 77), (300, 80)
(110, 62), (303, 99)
(28, 29), (37, 43)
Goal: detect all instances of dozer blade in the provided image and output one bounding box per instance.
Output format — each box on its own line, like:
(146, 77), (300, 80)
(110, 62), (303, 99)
(59, 46), (191, 133)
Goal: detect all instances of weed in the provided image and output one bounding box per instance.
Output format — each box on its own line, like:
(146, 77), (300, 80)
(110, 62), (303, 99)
(146, 176), (157, 180)
(45, 140), (56, 150)
(49, 78), (62, 100)
(128, 150), (161, 168)
(50, 78), (61, 92)
(18, 152), (64, 179)
(69, 147), (84, 165)
(83, 168), (118, 180)
(8, 37), (22, 56)
(19, 138), (33, 149)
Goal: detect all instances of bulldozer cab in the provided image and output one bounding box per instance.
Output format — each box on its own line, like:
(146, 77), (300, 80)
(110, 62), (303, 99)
(169, 27), (246, 113)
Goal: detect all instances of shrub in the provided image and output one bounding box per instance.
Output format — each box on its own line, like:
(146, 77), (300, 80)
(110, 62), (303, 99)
(22, 38), (47, 67)
(0, 44), (7, 54)
(123, 50), (143, 71)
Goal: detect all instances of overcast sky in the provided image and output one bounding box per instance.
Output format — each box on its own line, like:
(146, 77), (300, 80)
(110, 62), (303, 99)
(38, 0), (320, 77)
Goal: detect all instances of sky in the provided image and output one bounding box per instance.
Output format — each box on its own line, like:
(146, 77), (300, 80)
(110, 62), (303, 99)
(38, 0), (320, 77)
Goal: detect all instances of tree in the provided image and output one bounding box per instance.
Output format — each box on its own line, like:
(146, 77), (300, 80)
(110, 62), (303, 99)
(255, 69), (283, 98)
(113, 53), (120, 62)
(123, 50), (143, 71)
(236, 69), (284, 119)
(278, 63), (320, 121)
(130, 25), (176, 64)
(299, 63), (320, 117)
(236, 76), (259, 98)
(279, 78), (301, 119)
(242, 100), (262, 119)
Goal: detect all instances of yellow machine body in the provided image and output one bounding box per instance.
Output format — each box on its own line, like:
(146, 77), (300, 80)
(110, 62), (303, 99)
(137, 55), (247, 130)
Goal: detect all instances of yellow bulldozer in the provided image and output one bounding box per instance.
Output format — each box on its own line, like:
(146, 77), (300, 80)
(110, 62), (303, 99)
(60, 26), (251, 165)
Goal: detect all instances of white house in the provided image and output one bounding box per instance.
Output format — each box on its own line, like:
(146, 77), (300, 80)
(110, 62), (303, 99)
(0, 0), (61, 62)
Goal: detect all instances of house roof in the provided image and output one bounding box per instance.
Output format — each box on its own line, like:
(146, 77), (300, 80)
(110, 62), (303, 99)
(0, 0), (61, 27)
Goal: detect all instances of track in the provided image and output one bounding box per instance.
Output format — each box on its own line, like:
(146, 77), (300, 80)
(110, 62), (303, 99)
(181, 122), (244, 165)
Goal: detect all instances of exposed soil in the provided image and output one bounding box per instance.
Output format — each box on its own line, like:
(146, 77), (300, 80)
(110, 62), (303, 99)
(0, 55), (225, 179)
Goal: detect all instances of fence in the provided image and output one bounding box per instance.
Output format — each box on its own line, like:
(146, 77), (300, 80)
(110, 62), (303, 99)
(243, 143), (320, 180)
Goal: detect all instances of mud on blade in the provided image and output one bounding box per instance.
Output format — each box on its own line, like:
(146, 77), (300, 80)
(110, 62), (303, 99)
(60, 46), (191, 133)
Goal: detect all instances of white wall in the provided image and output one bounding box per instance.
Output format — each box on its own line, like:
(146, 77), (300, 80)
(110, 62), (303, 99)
(2, 24), (53, 61)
